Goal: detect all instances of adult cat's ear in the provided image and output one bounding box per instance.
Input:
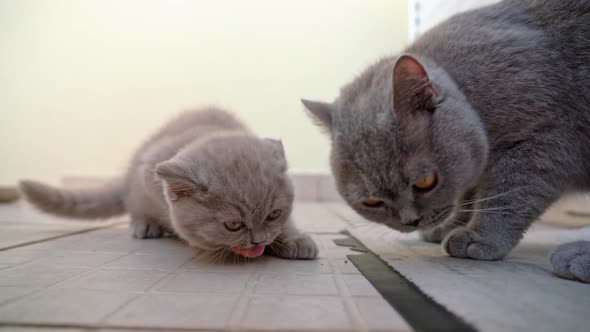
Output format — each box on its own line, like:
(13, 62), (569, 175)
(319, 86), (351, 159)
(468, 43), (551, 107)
(155, 161), (208, 201)
(392, 55), (437, 114)
(301, 99), (334, 131)
(264, 138), (288, 172)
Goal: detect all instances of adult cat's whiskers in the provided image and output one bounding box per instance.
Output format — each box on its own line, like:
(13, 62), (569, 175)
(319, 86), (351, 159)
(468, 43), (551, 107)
(458, 189), (522, 206)
(458, 209), (517, 216)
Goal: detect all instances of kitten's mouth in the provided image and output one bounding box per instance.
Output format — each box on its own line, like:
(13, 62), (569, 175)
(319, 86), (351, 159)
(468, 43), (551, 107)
(229, 245), (266, 258)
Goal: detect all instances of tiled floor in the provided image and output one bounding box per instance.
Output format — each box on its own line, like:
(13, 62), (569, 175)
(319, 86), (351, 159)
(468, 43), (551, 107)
(0, 202), (411, 332)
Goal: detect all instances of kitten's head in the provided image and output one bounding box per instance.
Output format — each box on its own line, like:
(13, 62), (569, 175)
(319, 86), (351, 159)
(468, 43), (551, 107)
(155, 135), (293, 256)
(302, 55), (489, 232)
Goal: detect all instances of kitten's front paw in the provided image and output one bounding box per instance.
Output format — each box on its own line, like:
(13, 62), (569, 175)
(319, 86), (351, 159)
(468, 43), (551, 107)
(271, 234), (318, 260)
(443, 227), (509, 260)
(550, 240), (590, 283)
(131, 220), (164, 239)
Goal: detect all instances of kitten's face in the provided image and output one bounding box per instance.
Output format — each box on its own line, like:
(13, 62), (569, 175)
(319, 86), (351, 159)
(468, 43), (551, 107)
(156, 136), (293, 255)
(303, 56), (488, 232)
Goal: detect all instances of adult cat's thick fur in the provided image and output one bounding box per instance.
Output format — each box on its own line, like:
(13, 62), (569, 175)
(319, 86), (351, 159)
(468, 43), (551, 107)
(302, 0), (590, 282)
(21, 108), (317, 260)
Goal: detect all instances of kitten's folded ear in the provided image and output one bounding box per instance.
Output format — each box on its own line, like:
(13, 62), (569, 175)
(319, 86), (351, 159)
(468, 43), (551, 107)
(301, 99), (334, 131)
(155, 161), (208, 201)
(392, 55), (437, 114)
(264, 138), (288, 172)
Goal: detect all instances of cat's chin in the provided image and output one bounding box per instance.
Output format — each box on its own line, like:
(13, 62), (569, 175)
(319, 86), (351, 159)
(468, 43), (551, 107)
(381, 221), (419, 233)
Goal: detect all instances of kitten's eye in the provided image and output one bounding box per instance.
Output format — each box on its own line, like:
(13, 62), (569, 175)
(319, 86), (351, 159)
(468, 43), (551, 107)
(224, 221), (243, 232)
(362, 199), (384, 208)
(266, 209), (282, 221)
(414, 172), (437, 191)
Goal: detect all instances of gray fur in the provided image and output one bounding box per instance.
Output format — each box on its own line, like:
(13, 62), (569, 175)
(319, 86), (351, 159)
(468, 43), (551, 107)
(551, 240), (590, 283)
(20, 107), (317, 260)
(303, 0), (590, 280)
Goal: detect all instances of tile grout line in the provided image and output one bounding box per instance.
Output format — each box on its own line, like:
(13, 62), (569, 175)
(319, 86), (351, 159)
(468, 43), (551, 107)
(0, 201), (386, 331)
(226, 267), (259, 331)
(40, 243), (142, 292)
(0, 248), (124, 305)
(0, 222), (126, 252)
(0, 244), (146, 325)
(98, 251), (196, 326)
(0, 321), (227, 331)
(333, 269), (369, 332)
(97, 292), (144, 328)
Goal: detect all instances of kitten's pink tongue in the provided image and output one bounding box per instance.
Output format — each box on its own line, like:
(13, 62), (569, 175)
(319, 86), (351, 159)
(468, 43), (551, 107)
(230, 245), (266, 258)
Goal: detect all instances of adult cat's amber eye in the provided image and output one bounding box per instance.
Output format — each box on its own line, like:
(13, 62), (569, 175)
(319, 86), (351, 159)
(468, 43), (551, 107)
(414, 172), (437, 191)
(362, 199), (384, 208)
(224, 221), (243, 232)
(266, 209), (282, 221)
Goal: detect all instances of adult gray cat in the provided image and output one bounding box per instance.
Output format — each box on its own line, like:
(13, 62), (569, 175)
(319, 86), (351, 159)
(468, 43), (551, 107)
(302, 0), (590, 282)
(20, 107), (318, 260)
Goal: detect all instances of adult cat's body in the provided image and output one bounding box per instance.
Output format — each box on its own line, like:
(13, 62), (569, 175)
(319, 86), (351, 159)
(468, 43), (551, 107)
(303, 0), (590, 282)
(21, 108), (317, 260)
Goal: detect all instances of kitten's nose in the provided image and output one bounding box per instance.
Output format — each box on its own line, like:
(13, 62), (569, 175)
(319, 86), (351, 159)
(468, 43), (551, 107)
(250, 231), (267, 245)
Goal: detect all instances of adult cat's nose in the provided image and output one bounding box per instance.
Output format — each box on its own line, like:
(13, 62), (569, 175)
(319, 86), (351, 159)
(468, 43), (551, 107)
(399, 208), (421, 226)
(402, 217), (422, 227)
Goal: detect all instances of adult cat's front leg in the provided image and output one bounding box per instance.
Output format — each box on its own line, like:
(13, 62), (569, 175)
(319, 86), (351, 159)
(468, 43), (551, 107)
(267, 220), (318, 260)
(443, 146), (564, 260)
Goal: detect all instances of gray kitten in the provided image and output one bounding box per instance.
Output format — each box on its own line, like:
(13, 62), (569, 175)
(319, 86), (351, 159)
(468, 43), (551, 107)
(20, 107), (318, 260)
(302, 0), (590, 282)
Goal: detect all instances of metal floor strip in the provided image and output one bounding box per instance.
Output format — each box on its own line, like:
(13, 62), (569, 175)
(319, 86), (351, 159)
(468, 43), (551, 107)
(335, 232), (477, 332)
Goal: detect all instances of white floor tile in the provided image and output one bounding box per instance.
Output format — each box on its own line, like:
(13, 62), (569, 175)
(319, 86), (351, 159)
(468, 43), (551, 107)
(106, 293), (238, 329)
(241, 296), (353, 330)
(0, 288), (136, 324)
(0, 249), (45, 265)
(355, 297), (412, 332)
(260, 256), (333, 274)
(58, 269), (168, 292)
(0, 265), (88, 287)
(0, 286), (38, 304)
(28, 251), (125, 268)
(156, 271), (251, 293)
(341, 275), (380, 297)
(104, 253), (193, 271)
(255, 273), (339, 296)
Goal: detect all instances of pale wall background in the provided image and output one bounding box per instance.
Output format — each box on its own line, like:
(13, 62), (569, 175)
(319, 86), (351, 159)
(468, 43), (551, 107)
(0, 0), (409, 185)
(409, 0), (500, 41)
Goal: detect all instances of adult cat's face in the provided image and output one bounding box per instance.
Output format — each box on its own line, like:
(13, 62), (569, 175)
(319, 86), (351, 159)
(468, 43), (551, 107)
(303, 55), (489, 232)
(156, 136), (294, 254)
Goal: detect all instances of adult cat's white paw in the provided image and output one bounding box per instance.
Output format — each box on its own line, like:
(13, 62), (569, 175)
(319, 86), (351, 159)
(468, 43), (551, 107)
(131, 220), (164, 239)
(271, 234), (318, 260)
(443, 227), (510, 260)
(550, 240), (590, 283)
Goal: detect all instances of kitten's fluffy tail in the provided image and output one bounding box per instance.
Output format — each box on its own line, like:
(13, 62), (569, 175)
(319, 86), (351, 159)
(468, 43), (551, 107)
(19, 179), (126, 220)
